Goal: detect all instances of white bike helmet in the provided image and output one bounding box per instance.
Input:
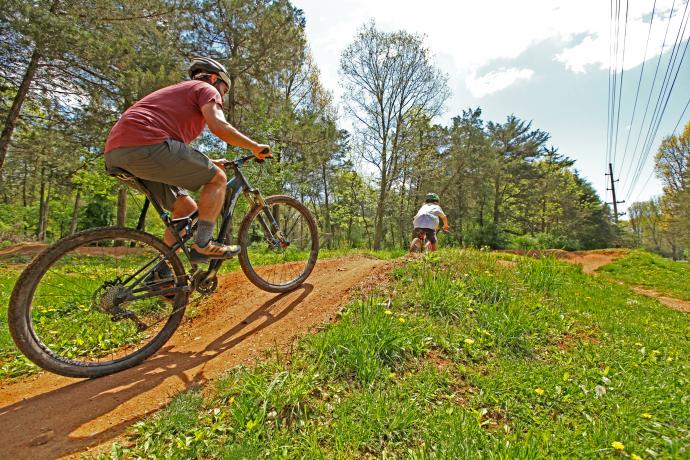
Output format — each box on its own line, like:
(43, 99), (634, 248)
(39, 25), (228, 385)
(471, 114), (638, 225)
(188, 56), (231, 89)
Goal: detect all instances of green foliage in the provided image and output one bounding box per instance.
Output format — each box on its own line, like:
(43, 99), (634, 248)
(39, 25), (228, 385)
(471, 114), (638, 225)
(80, 196), (114, 228)
(1, 1), (616, 251)
(307, 298), (429, 385)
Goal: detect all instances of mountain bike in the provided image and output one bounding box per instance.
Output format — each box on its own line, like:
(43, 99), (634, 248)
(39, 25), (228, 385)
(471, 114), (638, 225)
(409, 228), (445, 254)
(9, 155), (319, 378)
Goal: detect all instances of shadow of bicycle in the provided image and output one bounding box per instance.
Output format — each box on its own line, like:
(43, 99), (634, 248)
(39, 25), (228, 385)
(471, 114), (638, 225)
(0, 283), (313, 459)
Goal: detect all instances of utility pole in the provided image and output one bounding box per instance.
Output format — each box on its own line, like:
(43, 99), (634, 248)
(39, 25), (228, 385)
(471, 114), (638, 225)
(606, 163), (625, 223)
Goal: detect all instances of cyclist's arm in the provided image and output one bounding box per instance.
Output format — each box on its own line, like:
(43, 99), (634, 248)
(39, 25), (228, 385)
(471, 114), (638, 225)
(434, 210), (450, 231)
(201, 101), (270, 158)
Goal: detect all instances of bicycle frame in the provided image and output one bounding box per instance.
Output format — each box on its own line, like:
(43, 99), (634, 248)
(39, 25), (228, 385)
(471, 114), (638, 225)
(116, 155), (279, 298)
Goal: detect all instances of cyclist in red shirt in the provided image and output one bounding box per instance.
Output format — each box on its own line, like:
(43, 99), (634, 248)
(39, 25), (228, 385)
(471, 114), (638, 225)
(104, 57), (270, 263)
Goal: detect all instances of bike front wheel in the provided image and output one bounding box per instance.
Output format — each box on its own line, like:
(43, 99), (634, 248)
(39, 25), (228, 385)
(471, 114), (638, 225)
(238, 195), (319, 292)
(9, 227), (188, 378)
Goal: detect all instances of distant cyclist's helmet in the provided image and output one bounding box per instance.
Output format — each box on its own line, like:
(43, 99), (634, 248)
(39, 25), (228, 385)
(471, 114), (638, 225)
(425, 192), (440, 203)
(188, 56), (231, 89)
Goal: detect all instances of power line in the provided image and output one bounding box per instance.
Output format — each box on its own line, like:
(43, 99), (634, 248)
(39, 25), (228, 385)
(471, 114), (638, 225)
(631, 92), (690, 204)
(636, 2), (689, 165)
(612, 0), (630, 169)
(621, 0), (679, 193)
(625, 4), (690, 201)
(619, 0), (657, 179)
(604, 0), (614, 192)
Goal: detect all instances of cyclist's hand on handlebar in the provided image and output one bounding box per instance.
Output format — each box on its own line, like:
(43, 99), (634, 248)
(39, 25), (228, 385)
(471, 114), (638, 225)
(442, 224), (450, 232)
(252, 144), (272, 160)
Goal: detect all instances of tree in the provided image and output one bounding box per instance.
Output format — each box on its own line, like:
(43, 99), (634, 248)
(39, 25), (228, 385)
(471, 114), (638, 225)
(485, 115), (549, 245)
(340, 21), (449, 249)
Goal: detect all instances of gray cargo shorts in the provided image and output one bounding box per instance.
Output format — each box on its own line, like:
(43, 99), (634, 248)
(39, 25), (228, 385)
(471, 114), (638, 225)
(105, 139), (217, 210)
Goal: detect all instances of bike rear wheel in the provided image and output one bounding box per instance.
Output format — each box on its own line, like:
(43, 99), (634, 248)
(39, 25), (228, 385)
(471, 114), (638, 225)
(238, 195), (319, 293)
(9, 227), (187, 378)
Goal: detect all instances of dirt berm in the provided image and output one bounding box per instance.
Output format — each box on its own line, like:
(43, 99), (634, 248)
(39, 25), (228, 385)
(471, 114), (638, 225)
(0, 255), (389, 459)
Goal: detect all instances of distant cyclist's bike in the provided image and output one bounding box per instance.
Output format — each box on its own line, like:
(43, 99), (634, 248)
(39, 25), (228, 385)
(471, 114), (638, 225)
(9, 155), (319, 378)
(409, 229), (444, 254)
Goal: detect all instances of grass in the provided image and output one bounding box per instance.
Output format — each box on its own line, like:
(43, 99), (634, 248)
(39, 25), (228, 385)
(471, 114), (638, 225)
(598, 250), (690, 301)
(0, 246), (403, 380)
(101, 249), (689, 459)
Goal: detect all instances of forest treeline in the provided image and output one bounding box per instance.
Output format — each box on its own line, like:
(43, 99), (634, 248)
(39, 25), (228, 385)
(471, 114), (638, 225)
(625, 122), (690, 260)
(0, 0), (683, 253)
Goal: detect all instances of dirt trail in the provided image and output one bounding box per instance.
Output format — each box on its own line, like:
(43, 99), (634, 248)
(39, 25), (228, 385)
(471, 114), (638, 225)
(504, 249), (689, 312)
(500, 249), (627, 274)
(561, 251), (628, 274)
(0, 255), (389, 459)
(631, 287), (690, 313)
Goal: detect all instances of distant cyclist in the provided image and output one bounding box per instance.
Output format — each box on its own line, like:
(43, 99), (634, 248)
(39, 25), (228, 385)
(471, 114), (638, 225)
(410, 192), (449, 252)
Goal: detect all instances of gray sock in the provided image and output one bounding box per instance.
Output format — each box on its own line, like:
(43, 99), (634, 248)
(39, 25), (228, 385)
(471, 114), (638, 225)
(195, 220), (215, 247)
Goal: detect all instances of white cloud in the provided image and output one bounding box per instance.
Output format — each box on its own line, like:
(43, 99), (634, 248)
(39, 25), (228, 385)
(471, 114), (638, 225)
(466, 68), (535, 98)
(555, 0), (685, 73)
(295, 0), (683, 100)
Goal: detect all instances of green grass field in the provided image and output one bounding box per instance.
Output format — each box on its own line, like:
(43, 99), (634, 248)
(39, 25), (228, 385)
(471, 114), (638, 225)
(598, 250), (690, 301)
(101, 249), (689, 459)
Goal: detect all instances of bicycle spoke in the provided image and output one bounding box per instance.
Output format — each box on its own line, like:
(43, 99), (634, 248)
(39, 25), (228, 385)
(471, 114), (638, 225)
(25, 231), (183, 370)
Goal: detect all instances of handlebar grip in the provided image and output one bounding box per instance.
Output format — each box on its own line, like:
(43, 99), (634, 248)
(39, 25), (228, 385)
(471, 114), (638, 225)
(255, 147), (273, 163)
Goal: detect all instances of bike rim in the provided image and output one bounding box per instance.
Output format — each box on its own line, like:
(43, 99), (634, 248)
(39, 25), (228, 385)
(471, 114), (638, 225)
(243, 200), (316, 287)
(28, 234), (182, 368)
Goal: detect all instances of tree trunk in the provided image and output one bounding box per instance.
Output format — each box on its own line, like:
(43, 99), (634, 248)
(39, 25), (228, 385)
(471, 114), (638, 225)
(493, 174), (501, 227)
(321, 164), (331, 249)
(373, 182), (387, 250)
(360, 201), (372, 248)
(115, 186), (127, 245)
(22, 159), (29, 207)
(37, 168), (50, 241)
(0, 0), (60, 171)
(0, 47), (42, 172)
(135, 198), (149, 231)
(69, 188), (81, 235)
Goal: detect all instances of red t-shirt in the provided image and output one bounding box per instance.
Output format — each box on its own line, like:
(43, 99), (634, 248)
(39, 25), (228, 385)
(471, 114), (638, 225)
(104, 80), (222, 153)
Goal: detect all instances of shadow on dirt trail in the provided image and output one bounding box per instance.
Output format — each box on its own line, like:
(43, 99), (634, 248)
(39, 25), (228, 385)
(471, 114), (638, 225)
(0, 256), (387, 459)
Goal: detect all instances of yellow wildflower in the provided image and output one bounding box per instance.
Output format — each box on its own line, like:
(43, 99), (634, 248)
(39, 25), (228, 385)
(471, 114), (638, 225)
(384, 310), (393, 315)
(611, 441), (625, 451)
(398, 317), (406, 323)
(389, 372), (396, 379)
(641, 413), (652, 419)
(535, 388), (545, 395)
(464, 338), (475, 345)
(631, 454), (643, 460)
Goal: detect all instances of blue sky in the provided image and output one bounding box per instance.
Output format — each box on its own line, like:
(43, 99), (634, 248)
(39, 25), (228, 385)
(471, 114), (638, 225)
(293, 0), (690, 212)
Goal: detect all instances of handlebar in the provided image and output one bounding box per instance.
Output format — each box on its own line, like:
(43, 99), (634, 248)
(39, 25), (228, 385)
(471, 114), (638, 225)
(219, 149), (273, 168)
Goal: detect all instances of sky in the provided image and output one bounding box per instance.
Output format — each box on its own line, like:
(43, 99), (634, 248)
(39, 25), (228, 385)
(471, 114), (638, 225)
(292, 0), (690, 213)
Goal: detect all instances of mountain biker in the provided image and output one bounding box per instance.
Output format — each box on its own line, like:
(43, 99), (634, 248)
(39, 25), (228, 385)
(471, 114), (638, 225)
(104, 56), (271, 264)
(410, 192), (449, 252)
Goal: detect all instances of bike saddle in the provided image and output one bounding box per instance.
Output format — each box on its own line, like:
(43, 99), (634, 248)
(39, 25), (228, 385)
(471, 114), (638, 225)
(107, 167), (136, 181)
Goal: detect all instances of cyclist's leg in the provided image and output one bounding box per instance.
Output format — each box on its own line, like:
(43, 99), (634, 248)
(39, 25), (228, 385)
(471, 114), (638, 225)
(410, 228), (424, 253)
(197, 167), (226, 223)
(163, 195), (198, 247)
(425, 229), (438, 251)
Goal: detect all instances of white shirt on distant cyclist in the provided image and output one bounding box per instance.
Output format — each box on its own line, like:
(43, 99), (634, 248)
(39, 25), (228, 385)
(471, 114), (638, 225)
(413, 203), (446, 229)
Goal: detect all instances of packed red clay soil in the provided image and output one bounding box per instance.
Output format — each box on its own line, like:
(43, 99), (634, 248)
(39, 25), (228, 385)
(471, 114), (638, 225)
(0, 242), (146, 258)
(0, 242), (48, 257)
(631, 286), (690, 313)
(0, 255), (390, 459)
(502, 249), (628, 274)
